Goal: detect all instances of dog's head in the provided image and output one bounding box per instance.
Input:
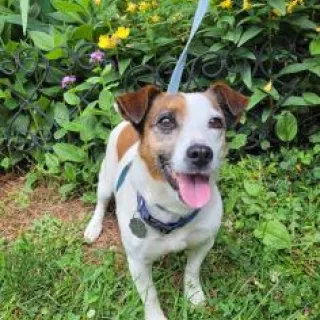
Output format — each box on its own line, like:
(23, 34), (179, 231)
(117, 83), (248, 209)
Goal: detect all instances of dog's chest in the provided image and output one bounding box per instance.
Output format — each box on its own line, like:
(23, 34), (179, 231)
(144, 225), (213, 258)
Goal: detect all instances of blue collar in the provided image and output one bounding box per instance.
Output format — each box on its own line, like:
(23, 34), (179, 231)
(116, 161), (201, 234)
(137, 193), (200, 234)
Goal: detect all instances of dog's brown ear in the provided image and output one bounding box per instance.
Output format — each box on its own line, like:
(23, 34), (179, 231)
(207, 82), (248, 125)
(116, 85), (162, 128)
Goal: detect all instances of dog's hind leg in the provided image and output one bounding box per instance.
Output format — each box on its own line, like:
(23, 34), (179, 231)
(84, 123), (125, 243)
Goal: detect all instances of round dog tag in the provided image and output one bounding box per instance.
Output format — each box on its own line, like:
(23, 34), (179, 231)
(129, 218), (147, 238)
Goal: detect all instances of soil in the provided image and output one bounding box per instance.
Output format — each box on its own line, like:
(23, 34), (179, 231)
(0, 174), (121, 249)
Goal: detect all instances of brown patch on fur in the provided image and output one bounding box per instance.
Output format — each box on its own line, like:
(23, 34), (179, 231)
(117, 123), (139, 161)
(139, 93), (186, 180)
(207, 82), (248, 123)
(116, 85), (161, 125)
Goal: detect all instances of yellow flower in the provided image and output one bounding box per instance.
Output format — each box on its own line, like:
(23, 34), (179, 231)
(220, 0), (232, 9)
(139, 1), (150, 12)
(242, 0), (252, 10)
(126, 2), (137, 13)
(316, 26), (320, 32)
(114, 27), (130, 40)
(151, 14), (161, 23)
(94, 0), (101, 5)
(287, 0), (303, 14)
(264, 80), (273, 93)
(172, 13), (183, 22)
(98, 35), (118, 49)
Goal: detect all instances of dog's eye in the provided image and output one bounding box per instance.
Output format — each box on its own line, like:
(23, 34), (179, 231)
(208, 117), (224, 129)
(157, 113), (177, 130)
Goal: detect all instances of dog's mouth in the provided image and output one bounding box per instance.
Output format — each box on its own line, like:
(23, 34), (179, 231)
(158, 155), (212, 209)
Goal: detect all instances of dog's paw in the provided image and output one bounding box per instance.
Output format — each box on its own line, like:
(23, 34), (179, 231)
(84, 220), (103, 243)
(185, 284), (206, 307)
(188, 289), (206, 306)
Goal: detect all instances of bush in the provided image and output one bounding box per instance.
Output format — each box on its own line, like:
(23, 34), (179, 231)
(0, 0), (319, 194)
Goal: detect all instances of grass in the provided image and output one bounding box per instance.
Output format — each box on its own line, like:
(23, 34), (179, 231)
(0, 153), (319, 320)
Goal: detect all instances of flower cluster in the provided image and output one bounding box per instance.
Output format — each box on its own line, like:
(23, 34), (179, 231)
(219, 0), (232, 9)
(126, 1), (158, 14)
(218, 0), (305, 14)
(287, 0), (304, 14)
(89, 50), (105, 64)
(242, 0), (252, 11)
(61, 75), (76, 89)
(98, 27), (130, 50)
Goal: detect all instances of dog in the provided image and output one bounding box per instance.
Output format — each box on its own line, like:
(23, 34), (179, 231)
(84, 83), (248, 320)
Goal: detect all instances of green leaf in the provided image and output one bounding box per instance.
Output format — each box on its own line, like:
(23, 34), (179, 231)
(86, 77), (102, 85)
(45, 153), (60, 169)
(119, 58), (131, 76)
(282, 96), (309, 107)
(288, 16), (317, 30)
(29, 31), (55, 51)
(261, 140), (270, 150)
(310, 38), (320, 56)
(279, 63), (311, 75)
(241, 63), (252, 89)
(51, 0), (87, 15)
(229, 134), (247, 150)
(0, 157), (11, 170)
(276, 112), (298, 142)
(79, 115), (97, 142)
(54, 102), (69, 126)
(244, 181), (263, 197)
(64, 92), (80, 106)
(72, 24), (93, 41)
(223, 27), (242, 44)
(64, 162), (77, 182)
(99, 89), (114, 111)
(247, 88), (267, 110)
(45, 48), (64, 60)
(20, 0), (29, 35)
(254, 220), (291, 250)
(309, 132), (320, 144)
(268, 0), (286, 16)
(24, 172), (38, 192)
(53, 143), (86, 163)
(237, 27), (263, 47)
(303, 92), (320, 105)
(12, 114), (29, 135)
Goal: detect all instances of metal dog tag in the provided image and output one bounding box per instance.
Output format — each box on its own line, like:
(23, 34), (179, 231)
(129, 218), (147, 238)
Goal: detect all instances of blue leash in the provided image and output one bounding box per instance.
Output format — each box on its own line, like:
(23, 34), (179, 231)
(167, 0), (210, 93)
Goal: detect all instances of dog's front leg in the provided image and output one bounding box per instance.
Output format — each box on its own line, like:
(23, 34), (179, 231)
(184, 238), (214, 306)
(128, 258), (167, 320)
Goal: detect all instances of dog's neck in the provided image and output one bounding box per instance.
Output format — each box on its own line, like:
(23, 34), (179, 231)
(129, 154), (210, 223)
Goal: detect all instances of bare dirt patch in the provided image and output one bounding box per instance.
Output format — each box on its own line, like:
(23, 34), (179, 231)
(0, 174), (121, 249)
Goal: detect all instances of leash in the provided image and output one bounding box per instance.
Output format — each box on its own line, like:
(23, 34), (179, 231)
(167, 0), (210, 93)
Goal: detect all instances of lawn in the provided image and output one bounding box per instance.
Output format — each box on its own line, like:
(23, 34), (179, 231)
(1, 152), (319, 320)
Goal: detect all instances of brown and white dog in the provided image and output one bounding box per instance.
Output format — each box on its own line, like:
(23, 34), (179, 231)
(84, 83), (248, 320)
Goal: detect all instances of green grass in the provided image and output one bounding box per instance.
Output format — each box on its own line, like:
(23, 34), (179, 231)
(0, 154), (319, 320)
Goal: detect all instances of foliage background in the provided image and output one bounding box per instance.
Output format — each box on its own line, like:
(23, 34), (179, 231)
(0, 0), (319, 197)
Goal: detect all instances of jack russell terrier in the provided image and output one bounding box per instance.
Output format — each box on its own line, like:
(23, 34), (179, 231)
(84, 83), (248, 320)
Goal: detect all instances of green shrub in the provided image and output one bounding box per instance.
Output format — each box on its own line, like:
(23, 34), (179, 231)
(0, 0), (319, 194)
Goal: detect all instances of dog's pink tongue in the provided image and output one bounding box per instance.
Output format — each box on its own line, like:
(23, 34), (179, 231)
(176, 174), (211, 209)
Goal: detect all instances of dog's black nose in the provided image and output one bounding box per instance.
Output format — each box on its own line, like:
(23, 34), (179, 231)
(186, 144), (213, 168)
